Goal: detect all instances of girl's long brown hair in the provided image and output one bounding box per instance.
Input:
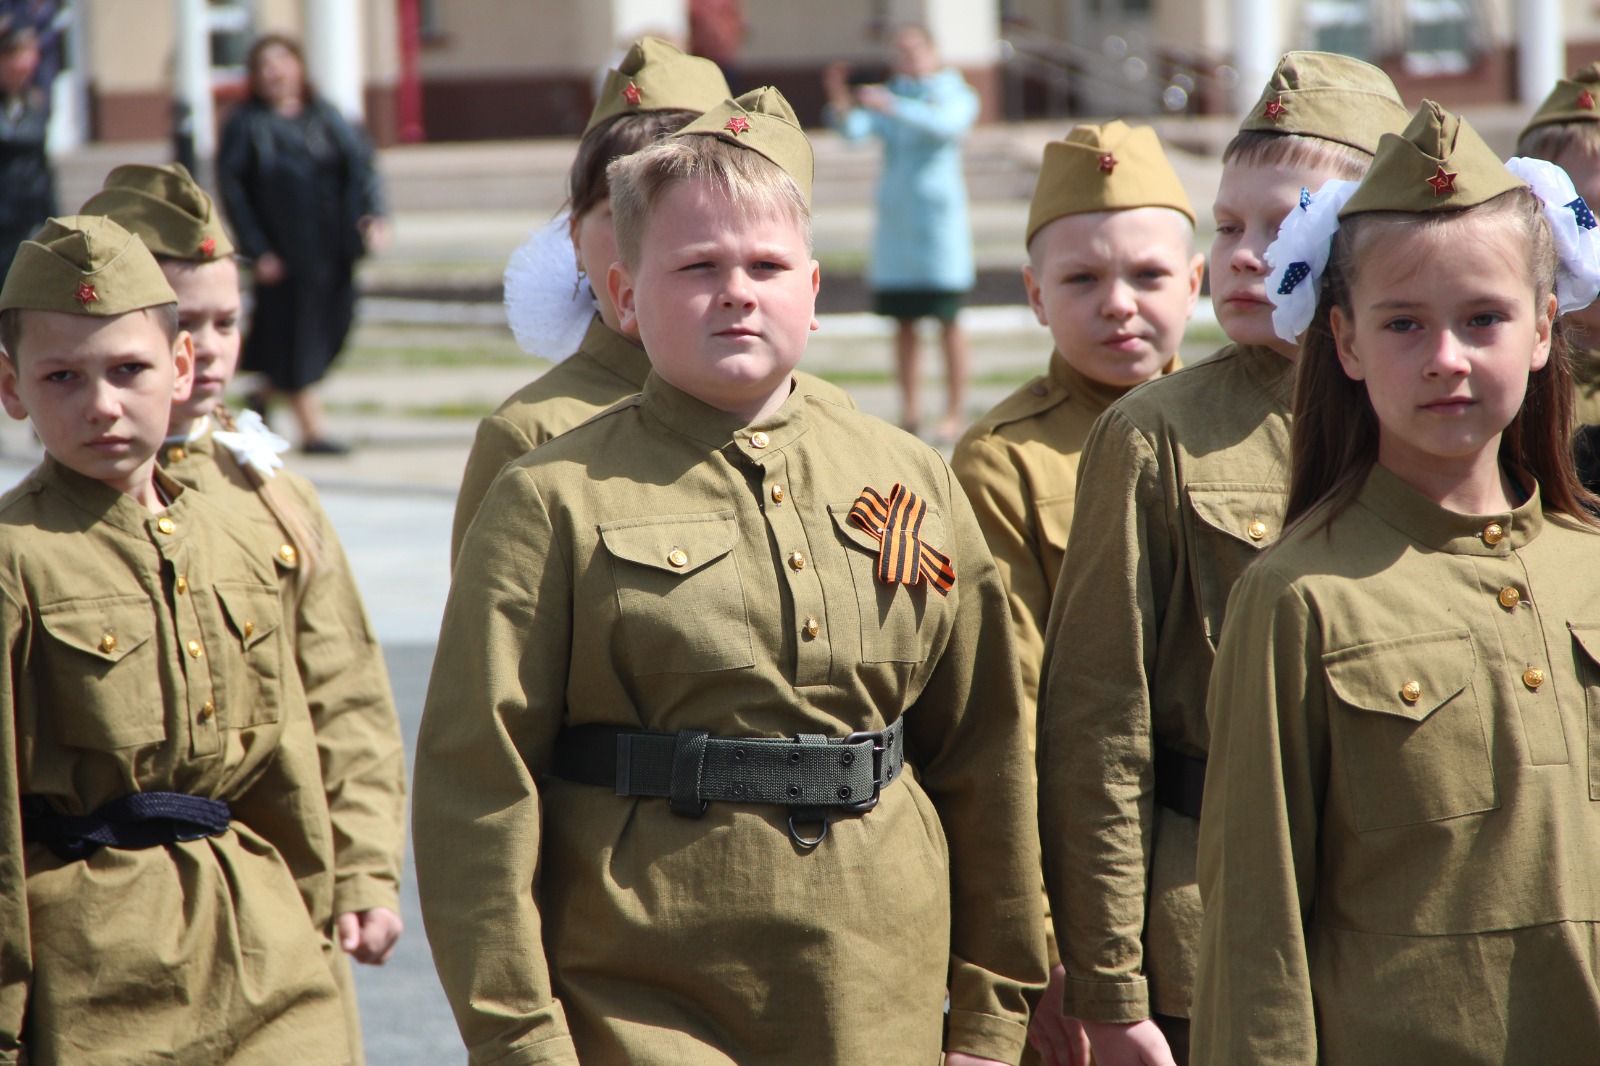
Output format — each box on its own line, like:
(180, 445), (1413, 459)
(1287, 187), (1600, 527)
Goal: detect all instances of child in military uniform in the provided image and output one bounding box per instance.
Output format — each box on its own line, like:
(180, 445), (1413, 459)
(1195, 101), (1600, 1065)
(78, 163), (407, 1066)
(1034, 53), (1409, 1066)
(951, 120), (1203, 1066)
(414, 88), (1046, 1065)
(0, 216), (348, 1063)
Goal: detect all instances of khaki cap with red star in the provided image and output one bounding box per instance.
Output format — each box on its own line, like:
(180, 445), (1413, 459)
(1340, 100), (1523, 219)
(0, 215), (177, 317)
(1239, 50), (1411, 156)
(1026, 120), (1194, 245)
(585, 36), (731, 135)
(676, 87), (815, 204)
(79, 162), (235, 263)
(1520, 62), (1600, 136)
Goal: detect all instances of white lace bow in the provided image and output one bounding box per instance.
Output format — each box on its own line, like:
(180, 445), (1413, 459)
(213, 410), (291, 480)
(503, 212), (598, 363)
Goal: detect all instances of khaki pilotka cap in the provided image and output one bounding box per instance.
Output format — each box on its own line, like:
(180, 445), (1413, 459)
(0, 215), (176, 317)
(79, 163), (235, 262)
(1240, 50), (1411, 155)
(1025, 120), (1195, 245)
(676, 87), (815, 204)
(585, 36), (732, 135)
(1520, 61), (1600, 135)
(1341, 100), (1523, 218)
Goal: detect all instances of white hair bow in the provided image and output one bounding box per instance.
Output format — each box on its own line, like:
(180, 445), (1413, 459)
(213, 409), (291, 480)
(503, 212), (599, 364)
(1504, 156), (1600, 315)
(1263, 179), (1361, 345)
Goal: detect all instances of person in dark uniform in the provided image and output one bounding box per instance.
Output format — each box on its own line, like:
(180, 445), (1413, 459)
(0, 18), (54, 279)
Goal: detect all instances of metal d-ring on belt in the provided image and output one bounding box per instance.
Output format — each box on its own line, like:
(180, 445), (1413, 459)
(548, 716), (907, 849)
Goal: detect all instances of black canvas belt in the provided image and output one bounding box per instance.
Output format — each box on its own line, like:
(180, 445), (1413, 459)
(548, 717), (906, 849)
(22, 792), (232, 862)
(1153, 743), (1206, 821)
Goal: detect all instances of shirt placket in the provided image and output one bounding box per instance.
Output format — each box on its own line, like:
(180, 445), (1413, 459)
(743, 443), (831, 687)
(150, 513), (221, 758)
(1478, 540), (1568, 767)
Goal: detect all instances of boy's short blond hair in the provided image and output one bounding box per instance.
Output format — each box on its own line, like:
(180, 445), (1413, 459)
(1517, 121), (1600, 163)
(607, 135), (812, 267)
(1221, 130), (1371, 181)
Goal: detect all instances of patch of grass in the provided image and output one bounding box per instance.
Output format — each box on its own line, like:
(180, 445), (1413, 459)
(326, 399), (498, 420)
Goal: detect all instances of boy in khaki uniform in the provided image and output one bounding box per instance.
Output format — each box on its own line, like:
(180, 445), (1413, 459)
(1034, 53), (1409, 1066)
(952, 123), (1201, 1065)
(79, 163), (406, 1064)
(414, 88), (1046, 1065)
(0, 216), (348, 1064)
(1516, 62), (1600, 425)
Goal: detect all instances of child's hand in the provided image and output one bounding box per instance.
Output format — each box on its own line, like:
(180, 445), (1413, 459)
(855, 84), (896, 113)
(1082, 1018), (1178, 1066)
(1028, 964), (1092, 1065)
(337, 907), (403, 965)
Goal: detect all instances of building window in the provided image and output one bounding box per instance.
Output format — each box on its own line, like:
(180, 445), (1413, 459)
(1303, 0), (1370, 60)
(1404, 0), (1477, 75)
(208, 0), (255, 73)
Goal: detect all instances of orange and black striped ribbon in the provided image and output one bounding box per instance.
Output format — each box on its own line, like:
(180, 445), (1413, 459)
(847, 483), (956, 596)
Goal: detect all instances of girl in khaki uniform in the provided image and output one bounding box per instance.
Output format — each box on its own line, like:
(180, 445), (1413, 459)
(78, 163), (407, 1064)
(414, 88), (1046, 1065)
(1195, 103), (1600, 1065)
(0, 216), (348, 1063)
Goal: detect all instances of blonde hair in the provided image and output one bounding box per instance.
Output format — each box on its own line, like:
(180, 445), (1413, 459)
(1222, 130), (1372, 181)
(607, 135), (811, 266)
(1516, 121), (1600, 164)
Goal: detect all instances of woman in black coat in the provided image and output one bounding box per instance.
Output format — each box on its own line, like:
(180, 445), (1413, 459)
(218, 33), (386, 454)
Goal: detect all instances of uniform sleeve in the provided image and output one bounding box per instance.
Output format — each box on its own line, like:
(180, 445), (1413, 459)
(826, 103), (880, 142)
(887, 79), (979, 140)
(413, 465), (579, 1066)
(906, 462), (1048, 1063)
(1191, 565), (1324, 1066)
(216, 112), (271, 260)
(290, 486), (407, 916)
(0, 585), (29, 1064)
(451, 414), (538, 567)
(1036, 408), (1173, 1021)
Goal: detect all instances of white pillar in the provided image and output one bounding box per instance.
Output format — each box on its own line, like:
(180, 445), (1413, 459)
(918, 0), (1001, 68)
(174, 0), (214, 161)
(609, 0), (686, 46)
(1517, 0), (1563, 107)
(1230, 0), (1281, 116)
(303, 0), (365, 121)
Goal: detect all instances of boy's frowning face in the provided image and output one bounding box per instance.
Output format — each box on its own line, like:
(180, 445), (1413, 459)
(610, 177), (819, 421)
(1024, 207), (1203, 387)
(164, 257), (242, 425)
(0, 309), (194, 495)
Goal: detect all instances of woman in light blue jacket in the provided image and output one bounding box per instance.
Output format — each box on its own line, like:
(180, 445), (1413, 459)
(825, 25), (979, 441)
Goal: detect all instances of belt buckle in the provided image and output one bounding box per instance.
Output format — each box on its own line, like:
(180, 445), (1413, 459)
(842, 729), (887, 812)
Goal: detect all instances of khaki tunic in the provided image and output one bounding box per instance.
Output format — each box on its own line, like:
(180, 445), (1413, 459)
(1194, 465), (1600, 1065)
(414, 373), (1047, 1066)
(1573, 346), (1600, 426)
(0, 460), (347, 1066)
(1037, 343), (1293, 1022)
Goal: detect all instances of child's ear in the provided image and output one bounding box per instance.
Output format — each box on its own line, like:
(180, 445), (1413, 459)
(1529, 291), (1557, 373)
(0, 355), (28, 422)
(1186, 253), (1206, 315)
(171, 331), (196, 404)
(608, 261), (639, 337)
(810, 260), (821, 332)
(1021, 263), (1047, 327)
(1330, 306), (1364, 381)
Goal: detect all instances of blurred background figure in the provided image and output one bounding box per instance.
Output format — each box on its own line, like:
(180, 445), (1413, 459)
(0, 14), (54, 280)
(218, 32), (387, 456)
(688, 0), (746, 93)
(824, 23), (977, 442)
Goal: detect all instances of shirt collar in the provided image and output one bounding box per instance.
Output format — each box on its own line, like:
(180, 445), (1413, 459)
(1047, 351), (1172, 411)
(580, 316), (652, 389)
(640, 371), (811, 457)
(39, 456), (191, 539)
(1356, 461), (1545, 556)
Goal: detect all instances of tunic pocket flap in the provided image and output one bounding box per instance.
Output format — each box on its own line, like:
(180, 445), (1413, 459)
(39, 597), (155, 663)
(1186, 484), (1286, 550)
(599, 512), (740, 577)
(1323, 629), (1475, 722)
(214, 582), (282, 649)
(1568, 622), (1600, 666)
(828, 502), (946, 556)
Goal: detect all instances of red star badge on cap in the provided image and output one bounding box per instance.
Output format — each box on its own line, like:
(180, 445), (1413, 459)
(723, 115), (752, 136)
(198, 237), (216, 258)
(1098, 153), (1117, 173)
(1581, 89), (1596, 110)
(75, 282), (98, 306)
(622, 81), (642, 106)
(1264, 96), (1288, 121)
(1425, 165), (1458, 197)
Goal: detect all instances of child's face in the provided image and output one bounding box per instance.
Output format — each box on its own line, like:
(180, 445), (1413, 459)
(1331, 215), (1554, 483)
(0, 310), (195, 496)
(164, 258), (241, 425)
(610, 178), (819, 422)
(572, 198), (624, 333)
(1554, 147), (1600, 340)
(1024, 207), (1204, 387)
(1212, 157), (1351, 357)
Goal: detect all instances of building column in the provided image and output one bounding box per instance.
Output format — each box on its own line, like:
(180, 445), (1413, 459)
(1229, 0), (1281, 115)
(174, 0), (214, 164)
(1517, 0), (1562, 107)
(303, 0), (365, 120)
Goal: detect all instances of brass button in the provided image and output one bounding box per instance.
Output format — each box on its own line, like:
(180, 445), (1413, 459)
(667, 547), (689, 568)
(198, 699), (215, 722)
(1482, 522), (1506, 545)
(803, 616), (820, 638)
(167, 445), (186, 463)
(1401, 680), (1422, 703)
(175, 575), (188, 594)
(1524, 667), (1546, 690)
(788, 551), (806, 571)
(750, 431), (770, 449)
(243, 621), (255, 639)
(1246, 519), (1268, 541)
(99, 632), (117, 653)
(1497, 586), (1521, 609)
(277, 543), (298, 565)
(156, 517), (176, 535)
(187, 639), (202, 659)
(1030, 381), (1049, 398)
(771, 484), (785, 504)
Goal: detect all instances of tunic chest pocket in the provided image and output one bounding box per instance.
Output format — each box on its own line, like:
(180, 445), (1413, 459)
(1186, 485), (1287, 646)
(599, 512), (755, 675)
(213, 582), (285, 728)
(38, 595), (165, 750)
(1566, 623), (1600, 800)
(1323, 629), (1496, 831)
(829, 502), (945, 664)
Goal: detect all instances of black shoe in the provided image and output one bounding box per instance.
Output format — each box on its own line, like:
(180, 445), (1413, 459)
(300, 437), (352, 456)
